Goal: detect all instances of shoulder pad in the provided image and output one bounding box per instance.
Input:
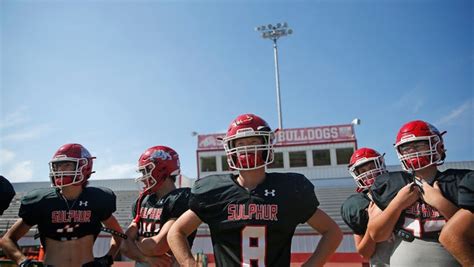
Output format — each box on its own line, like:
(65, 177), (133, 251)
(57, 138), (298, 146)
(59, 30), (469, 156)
(85, 186), (115, 196)
(84, 186), (116, 220)
(437, 169), (474, 207)
(0, 176), (15, 195)
(0, 176), (15, 214)
(341, 193), (370, 235)
(267, 172), (306, 180)
(83, 187), (116, 204)
(162, 187), (192, 222)
(370, 171), (412, 210)
(191, 174), (234, 195)
(164, 187), (191, 203)
(266, 172), (312, 188)
(458, 172), (474, 211)
(21, 188), (57, 205)
(437, 169), (472, 182)
(84, 186), (116, 202)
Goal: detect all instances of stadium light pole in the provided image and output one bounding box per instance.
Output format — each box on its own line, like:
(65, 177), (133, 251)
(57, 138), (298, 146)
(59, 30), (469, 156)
(255, 22), (293, 130)
(351, 118), (361, 150)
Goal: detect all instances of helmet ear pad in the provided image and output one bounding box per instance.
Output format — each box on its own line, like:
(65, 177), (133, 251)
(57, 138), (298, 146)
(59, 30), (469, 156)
(437, 140), (446, 161)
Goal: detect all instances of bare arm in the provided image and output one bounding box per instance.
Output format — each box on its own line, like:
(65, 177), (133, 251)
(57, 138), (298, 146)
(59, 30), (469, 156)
(353, 233), (376, 259)
(354, 201), (382, 259)
(368, 183), (419, 242)
(137, 219), (175, 256)
(121, 221), (173, 267)
(1, 219), (32, 264)
(439, 209), (474, 267)
(167, 210), (202, 266)
(121, 222), (148, 262)
(421, 181), (459, 220)
(302, 208), (343, 267)
(102, 215), (123, 258)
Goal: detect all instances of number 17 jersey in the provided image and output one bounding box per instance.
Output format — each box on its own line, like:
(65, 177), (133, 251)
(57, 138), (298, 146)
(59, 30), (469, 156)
(189, 173), (319, 267)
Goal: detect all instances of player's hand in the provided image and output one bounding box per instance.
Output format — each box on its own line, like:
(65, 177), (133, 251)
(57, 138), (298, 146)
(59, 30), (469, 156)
(367, 202), (378, 219)
(181, 257), (200, 267)
(94, 254), (114, 266)
(145, 254), (173, 267)
(421, 181), (443, 208)
(393, 183), (420, 210)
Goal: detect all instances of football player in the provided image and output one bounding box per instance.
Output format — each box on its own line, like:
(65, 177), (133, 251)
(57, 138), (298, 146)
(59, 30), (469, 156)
(0, 175), (15, 216)
(121, 145), (196, 267)
(341, 147), (397, 266)
(367, 120), (473, 267)
(0, 175), (16, 250)
(439, 172), (474, 266)
(1, 143), (123, 267)
(168, 113), (343, 267)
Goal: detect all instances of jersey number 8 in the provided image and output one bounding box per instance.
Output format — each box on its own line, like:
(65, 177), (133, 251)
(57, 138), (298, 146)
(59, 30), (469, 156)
(241, 226), (266, 267)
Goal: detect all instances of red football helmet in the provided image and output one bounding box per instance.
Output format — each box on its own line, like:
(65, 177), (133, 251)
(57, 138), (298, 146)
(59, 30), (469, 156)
(222, 114), (275, 170)
(348, 148), (387, 190)
(136, 146), (180, 194)
(49, 143), (95, 188)
(394, 120), (446, 171)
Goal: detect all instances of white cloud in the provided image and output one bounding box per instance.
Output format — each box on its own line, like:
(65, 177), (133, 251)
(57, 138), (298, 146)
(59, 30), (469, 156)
(392, 86), (425, 114)
(0, 106), (29, 129)
(6, 161), (34, 182)
(95, 163), (137, 179)
(2, 124), (52, 142)
(0, 148), (15, 164)
(436, 99), (473, 126)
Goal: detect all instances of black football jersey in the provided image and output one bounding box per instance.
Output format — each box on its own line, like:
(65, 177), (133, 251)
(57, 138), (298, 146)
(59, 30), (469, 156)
(458, 172), (474, 212)
(19, 186), (116, 247)
(189, 172), (319, 267)
(0, 175), (15, 215)
(132, 188), (196, 246)
(341, 193), (370, 235)
(370, 169), (472, 241)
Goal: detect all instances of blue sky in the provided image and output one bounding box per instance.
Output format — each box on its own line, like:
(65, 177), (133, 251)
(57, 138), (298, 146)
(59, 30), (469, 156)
(1, 0), (472, 183)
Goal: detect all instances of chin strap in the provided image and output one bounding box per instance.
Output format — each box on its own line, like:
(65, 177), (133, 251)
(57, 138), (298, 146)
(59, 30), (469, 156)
(409, 171), (424, 194)
(100, 227), (127, 239)
(133, 192), (147, 224)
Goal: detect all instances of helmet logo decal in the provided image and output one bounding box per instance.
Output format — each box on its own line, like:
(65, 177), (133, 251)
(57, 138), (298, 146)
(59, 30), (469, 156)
(81, 148), (92, 158)
(150, 150), (172, 161)
(233, 115), (253, 126)
(427, 123), (440, 135)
